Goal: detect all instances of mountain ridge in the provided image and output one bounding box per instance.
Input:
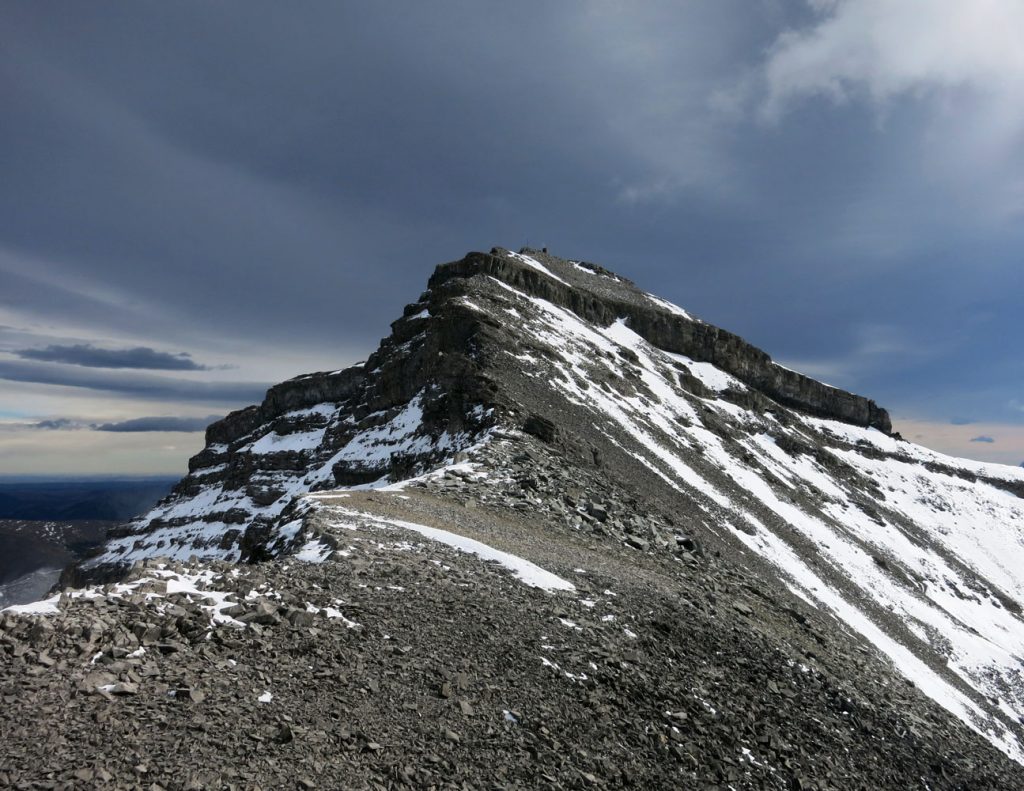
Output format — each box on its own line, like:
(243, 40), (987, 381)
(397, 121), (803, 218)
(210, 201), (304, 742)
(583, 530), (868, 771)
(6, 246), (1024, 788)
(88, 247), (897, 574)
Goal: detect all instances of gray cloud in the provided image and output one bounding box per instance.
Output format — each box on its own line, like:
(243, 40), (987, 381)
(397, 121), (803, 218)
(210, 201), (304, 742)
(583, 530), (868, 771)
(33, 418), (81, 430)
(93, 415), (221, 433)
(970, 436), (996, 443)
(950, 417), (975, 426)
(0, 360), (267, 404)
(16, 343), (208, 370)
(0, 417), (88, 432)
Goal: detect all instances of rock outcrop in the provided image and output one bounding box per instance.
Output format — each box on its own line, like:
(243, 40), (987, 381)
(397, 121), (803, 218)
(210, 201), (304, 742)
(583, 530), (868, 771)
(431, 249), (891, 432)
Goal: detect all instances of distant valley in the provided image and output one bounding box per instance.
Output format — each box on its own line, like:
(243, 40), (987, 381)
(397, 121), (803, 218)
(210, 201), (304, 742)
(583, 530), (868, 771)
(0, 478), (176, 606)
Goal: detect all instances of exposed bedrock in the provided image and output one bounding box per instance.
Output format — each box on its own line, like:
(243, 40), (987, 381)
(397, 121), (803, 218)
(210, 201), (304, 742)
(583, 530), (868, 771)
(431, 249), (891, 432)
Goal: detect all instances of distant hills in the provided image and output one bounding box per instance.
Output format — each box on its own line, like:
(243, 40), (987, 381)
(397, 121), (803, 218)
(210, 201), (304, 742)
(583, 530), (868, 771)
(0, 478), (177, 522)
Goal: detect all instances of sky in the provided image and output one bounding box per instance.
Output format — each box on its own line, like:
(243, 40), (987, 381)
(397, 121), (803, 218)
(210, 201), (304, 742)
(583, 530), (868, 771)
(2, 0), (1023, 475)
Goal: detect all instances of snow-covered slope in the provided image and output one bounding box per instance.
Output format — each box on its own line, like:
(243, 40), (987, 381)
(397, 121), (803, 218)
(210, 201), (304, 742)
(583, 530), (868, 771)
(82, 246), (1024, 763)
(471, 273), (1024, 761)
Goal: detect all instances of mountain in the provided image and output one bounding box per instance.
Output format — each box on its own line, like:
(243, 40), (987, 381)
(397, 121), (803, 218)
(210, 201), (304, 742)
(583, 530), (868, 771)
(4, 247), (1024, 788)
(87, 247), (892, 569)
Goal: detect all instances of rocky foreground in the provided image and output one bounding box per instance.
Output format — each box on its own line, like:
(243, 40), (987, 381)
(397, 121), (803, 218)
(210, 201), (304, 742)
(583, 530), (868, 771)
(3, 433), (1022, 790)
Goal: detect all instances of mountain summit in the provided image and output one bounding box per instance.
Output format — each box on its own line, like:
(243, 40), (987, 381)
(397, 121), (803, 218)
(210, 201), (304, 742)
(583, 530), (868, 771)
(6, 247), (1024, 788)
(93, 246), (893, 568)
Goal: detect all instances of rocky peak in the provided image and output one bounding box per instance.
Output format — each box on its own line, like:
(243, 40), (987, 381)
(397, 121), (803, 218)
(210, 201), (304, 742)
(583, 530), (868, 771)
(85, 246), (899, 578)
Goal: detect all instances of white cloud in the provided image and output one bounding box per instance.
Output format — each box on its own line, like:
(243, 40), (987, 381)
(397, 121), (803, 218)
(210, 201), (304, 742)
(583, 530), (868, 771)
(759, 0), (1024, 223)
(762, 0), (1024, 118)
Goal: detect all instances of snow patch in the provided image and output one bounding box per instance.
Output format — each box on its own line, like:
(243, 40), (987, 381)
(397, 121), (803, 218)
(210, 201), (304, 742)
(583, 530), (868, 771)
(294, 540), (333, 563)
(507, 251), (569, 286)
(644, 293), (693, 320)
(319, 505), (575, 593)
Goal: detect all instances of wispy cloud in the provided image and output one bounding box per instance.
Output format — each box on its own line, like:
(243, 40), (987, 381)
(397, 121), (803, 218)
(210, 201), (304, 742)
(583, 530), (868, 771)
(16, 343), (209, 371)
(970, 435), (996, 443)
(761, 1), (1024, 122)
(754, 0), (1024, 227)
(0, 360), (267, 404)
(94, 415), (220, 433)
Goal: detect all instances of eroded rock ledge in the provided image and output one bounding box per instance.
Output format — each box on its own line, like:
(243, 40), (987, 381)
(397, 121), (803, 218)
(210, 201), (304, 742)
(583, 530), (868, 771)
(432, 248), (891, 432)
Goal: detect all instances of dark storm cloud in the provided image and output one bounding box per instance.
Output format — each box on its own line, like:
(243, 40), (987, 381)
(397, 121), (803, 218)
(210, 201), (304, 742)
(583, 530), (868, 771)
(16, 344), (208, 370)
(970, 436), (996, 444)
(0, 1), (1023, 473)
(93, 415), (221, 433)
(0, 2), (777, 352)
(0, 360), (267, 404)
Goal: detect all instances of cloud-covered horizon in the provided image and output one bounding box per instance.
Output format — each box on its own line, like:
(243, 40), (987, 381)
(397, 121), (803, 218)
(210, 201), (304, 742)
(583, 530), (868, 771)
(13, 414), (220, 433)
(33, 418), (79, 431)
(1, 1), (1022, 473)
